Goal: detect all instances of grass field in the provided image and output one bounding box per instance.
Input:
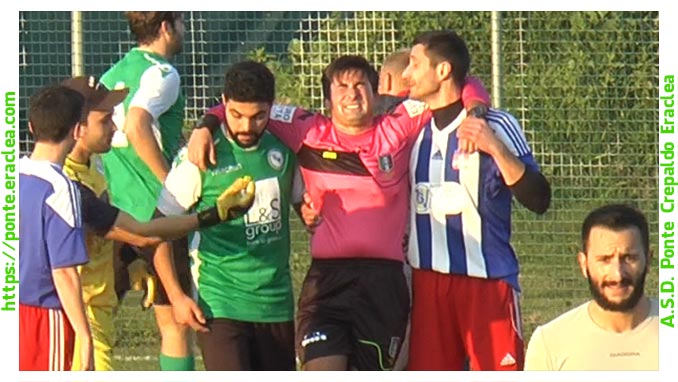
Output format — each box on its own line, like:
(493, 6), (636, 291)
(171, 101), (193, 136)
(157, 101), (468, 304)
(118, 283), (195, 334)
(112, 210), (659, 371)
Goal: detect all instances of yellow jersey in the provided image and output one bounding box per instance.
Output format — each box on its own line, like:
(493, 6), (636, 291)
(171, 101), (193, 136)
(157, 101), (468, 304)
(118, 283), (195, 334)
(64, 155), (118, 308)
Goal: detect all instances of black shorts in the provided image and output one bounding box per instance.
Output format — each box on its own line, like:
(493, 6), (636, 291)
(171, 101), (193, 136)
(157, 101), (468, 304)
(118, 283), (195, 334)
(113, 238), (192, 306)
(296, 258), (410, 370)
(197, 318), (295, 371)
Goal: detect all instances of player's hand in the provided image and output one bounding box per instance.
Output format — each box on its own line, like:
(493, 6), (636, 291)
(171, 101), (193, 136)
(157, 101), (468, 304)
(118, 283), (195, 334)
(172, 293), (209, 333)
(457, 103), (487, 154)
(216, 176), (256, 220)
(457, 138), (477, 154)
(300, 192), (322, 234)
(77, 335), (94, 371)
(128, 258), (157, 310)
(187, 127), (216, 171)
(456, 116), (500, 156)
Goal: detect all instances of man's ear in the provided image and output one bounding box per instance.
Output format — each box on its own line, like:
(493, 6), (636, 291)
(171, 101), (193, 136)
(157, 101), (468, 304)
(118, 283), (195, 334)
(221, 94), (229, 106)
(160, 20), (173, 37)
(381, 72), (392, 93)
(28, 122), (35, 136)
(72, 121), (83, 141)
(437, 61), (452, 81)
(577, 251), (588, 278)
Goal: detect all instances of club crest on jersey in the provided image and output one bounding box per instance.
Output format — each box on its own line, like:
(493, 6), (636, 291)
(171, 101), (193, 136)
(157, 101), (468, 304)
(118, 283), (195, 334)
(267, 149), (284, 170)
(414, 183), (431, 214)
(379, 154), (394, 173)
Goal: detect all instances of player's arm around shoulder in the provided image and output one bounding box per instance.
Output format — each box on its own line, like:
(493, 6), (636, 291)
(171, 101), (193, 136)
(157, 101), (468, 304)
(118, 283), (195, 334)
(461, 76), (492, 110)
(187, 104), (224, 170)
(458, 109), (551, 214)
(385, 99), (432, 142)
(188, 103), (317, 170)
(267, 104), (319, 153)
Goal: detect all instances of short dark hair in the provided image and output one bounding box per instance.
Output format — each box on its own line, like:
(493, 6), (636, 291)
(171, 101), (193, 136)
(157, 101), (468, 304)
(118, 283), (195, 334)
(28, 85), (84, 143)
(222, 61), (275, 104)
(125, 12), (183, 45)
(412, 30), (470, 87)
(581, 204), (650, 255)
(321, 55), (378, 101)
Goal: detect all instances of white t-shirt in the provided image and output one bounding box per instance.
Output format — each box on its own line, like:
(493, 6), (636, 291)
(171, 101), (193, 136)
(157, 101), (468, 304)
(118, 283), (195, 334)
(525, 298), (659, 370)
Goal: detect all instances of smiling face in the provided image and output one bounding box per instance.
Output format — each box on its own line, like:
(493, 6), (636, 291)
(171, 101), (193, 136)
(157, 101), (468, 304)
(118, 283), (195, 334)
(579, 226), (648, 312)
(328, 69), (375, 130)
(223, 96), (270, 148)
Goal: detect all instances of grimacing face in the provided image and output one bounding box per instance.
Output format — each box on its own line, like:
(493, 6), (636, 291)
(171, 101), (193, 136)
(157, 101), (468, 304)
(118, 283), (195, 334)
(401, 44), (441, 102)
(328, 69), (375, 130)
(80, 109), (117, 154)
(579, 226), (648, 312)
(223, 97), (270, 148)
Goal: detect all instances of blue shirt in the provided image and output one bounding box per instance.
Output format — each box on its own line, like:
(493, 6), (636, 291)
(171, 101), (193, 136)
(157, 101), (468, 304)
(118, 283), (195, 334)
(19, 157), (88, 309)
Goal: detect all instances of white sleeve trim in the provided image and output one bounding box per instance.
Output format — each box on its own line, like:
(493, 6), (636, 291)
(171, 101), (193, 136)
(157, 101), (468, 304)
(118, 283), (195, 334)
(20, 158), (81, 228)
(486, 109), (532, 157)
(129, 65), (180, 120)
(157, 160), (202, 216)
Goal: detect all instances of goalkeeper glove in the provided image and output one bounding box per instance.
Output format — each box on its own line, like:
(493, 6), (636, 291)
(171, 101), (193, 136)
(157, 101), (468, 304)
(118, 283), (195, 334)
(128, 258), (157, 310)
(198, 176), (256, 227)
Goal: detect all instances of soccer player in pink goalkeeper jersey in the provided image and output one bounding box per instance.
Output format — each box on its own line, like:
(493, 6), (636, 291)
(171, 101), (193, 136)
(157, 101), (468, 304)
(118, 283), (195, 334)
(186, 54), (490, 370)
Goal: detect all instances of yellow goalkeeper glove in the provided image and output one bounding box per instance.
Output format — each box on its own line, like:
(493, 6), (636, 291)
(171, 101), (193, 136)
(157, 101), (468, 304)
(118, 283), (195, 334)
(198, 176), (256, 227)
(128, 258), (157, 310)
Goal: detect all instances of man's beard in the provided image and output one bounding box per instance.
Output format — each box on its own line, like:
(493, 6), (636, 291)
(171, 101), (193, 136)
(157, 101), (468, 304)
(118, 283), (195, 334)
(227, 126), (261, 148)
(169, 36), (183, 56)
(587, 266), (647, 312)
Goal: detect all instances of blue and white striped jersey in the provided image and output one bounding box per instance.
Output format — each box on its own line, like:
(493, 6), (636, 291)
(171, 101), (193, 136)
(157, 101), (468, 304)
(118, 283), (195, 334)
(407, 108), (538, 291)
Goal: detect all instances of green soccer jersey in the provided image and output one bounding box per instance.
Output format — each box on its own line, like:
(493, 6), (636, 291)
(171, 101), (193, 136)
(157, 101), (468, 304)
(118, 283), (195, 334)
(157, 128), (301, 323)
(100, 48), (185, 221)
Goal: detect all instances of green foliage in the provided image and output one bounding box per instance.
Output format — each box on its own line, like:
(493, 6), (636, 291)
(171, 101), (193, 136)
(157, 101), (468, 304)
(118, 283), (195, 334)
(389, 11), (493, 80)
(498, 11), (658, 223)
(246, 11), (398, 112)
(247, 47), (310, 107)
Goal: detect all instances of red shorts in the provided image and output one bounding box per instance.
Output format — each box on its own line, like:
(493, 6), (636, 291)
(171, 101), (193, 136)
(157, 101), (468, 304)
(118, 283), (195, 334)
(407, 270), (524, 371)
(19, 304), (75, 371)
